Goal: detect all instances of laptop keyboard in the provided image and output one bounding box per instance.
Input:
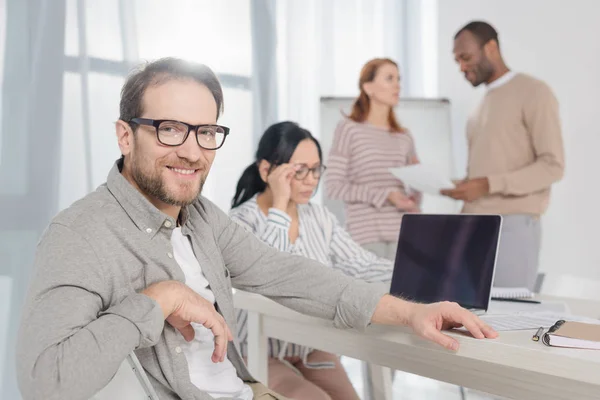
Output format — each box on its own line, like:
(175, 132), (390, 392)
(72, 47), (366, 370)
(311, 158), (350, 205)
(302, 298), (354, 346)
(480, 313), (569, 331)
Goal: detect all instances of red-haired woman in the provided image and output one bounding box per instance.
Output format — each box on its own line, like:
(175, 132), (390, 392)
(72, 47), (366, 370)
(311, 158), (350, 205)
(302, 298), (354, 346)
(326, 58), (422, 261)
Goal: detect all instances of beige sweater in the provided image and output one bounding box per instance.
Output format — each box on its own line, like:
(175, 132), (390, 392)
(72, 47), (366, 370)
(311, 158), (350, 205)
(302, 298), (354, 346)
(463, 73), (565, 216)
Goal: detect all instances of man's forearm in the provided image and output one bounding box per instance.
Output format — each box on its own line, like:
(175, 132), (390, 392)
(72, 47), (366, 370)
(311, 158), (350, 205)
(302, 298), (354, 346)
(487, 157), (564, 196)
(142, 280), (179, 318)
(17, 293), (164, 400)
(370, 294), (414, 326)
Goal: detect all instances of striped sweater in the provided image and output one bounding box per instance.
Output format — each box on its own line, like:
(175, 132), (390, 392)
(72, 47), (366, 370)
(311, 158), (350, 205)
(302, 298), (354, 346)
(229, 195), (392, 360)
(326, 117), (421, 245)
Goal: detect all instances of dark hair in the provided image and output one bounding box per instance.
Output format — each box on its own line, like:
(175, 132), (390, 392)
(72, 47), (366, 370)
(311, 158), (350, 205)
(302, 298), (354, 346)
(231, 121), (322, 208)
(119, 57), (224, 123)
(454, 21), (500, 49)
(349, 58), (405, 133)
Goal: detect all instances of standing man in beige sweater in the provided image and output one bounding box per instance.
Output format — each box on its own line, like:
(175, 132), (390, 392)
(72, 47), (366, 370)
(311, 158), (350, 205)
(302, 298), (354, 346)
(441, 21), (565, 291)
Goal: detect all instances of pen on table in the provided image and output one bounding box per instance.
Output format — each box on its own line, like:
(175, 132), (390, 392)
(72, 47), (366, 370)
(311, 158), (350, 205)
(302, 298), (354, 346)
(532, 327), (544, 342)
(491, 297), (541, 304)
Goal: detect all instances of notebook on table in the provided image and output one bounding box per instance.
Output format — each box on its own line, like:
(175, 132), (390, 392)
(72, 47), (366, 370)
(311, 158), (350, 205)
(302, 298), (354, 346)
(542, 320), (600, 350)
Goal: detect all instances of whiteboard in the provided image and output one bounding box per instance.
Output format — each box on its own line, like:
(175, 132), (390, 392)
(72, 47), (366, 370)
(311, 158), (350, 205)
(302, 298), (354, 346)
(317, 97), (460, 224)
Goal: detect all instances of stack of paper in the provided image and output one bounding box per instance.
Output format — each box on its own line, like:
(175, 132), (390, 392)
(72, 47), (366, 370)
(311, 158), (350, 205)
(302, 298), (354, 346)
(491, 287), (534, 299)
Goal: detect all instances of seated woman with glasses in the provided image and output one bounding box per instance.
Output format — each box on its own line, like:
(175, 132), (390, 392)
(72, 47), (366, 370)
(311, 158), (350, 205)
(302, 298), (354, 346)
(230, 121), (393, 400)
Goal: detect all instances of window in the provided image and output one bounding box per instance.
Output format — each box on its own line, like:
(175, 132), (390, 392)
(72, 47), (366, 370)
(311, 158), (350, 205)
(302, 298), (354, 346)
(204, 87), (254, 210)
(60, 0), (253, 211)
(0, 0), (6, 172)
(1, 2), (257, 396)
(134, 0), (252, 76)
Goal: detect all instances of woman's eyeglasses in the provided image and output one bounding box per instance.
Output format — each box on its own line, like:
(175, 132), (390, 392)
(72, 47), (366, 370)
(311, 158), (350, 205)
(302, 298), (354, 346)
(292, 164), (327, 180)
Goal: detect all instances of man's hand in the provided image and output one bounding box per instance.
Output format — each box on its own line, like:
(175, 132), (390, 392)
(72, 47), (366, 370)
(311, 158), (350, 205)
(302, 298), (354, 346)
(143, 281), (233, 363)
(440, 177), (490, 202)
(371, 295), (497, 350)
(407, 301), (497, 350)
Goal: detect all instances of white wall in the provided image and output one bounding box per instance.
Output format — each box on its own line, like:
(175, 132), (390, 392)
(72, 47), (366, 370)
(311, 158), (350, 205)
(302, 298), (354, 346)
(436, 0), (600, 280)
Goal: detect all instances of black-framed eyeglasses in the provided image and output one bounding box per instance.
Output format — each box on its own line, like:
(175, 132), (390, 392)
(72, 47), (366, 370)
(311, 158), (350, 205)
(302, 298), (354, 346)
(293, 164), (327, 180)
(129, 118), (230, 150)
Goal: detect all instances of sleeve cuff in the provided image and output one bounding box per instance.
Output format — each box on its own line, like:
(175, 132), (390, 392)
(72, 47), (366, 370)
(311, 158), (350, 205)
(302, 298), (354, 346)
(372, 188), (393, 209)
(333, 281), (389, 331)
(267, 208), (292, 228)
(487, 174), (506, 194)
(98, 292), (165, 348)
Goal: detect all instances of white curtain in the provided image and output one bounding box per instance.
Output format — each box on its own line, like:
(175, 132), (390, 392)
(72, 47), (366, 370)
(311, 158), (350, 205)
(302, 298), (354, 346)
(276, 0), (416, 139)
(0, 1), (257, 398)
(0, 1), (437, 397)
(274, 0), (437, 206)
(1, 1), (67, 398)
(58, 0), (256, 213)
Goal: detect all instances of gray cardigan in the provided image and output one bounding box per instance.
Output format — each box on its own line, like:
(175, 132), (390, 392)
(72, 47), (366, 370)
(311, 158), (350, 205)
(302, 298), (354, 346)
(16, 161), (388, 400)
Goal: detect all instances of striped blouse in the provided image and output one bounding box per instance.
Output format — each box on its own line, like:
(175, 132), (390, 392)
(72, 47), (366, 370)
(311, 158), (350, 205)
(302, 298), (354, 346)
(326, 117), (421, 245)
(229, 195), (393, 361)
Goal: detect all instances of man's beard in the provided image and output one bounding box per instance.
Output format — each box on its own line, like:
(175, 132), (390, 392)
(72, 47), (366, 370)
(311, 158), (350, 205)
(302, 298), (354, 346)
(131, 156), (206, 207)
(471, 58), (495, 87)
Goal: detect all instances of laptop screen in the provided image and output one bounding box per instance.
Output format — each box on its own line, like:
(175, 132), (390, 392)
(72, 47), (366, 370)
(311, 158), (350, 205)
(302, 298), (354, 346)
(390, 214), (502, 311)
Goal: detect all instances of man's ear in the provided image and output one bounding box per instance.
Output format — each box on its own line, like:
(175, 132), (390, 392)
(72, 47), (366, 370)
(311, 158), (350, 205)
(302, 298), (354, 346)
(484, 39), (499, 59)
(257, 159), (271, 183)
(116, 120), (134, 157)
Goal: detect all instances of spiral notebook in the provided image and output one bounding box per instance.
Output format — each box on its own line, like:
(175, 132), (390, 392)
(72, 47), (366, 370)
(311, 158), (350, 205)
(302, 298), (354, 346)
(542, 320), (600, 350)
(491, 287), (534, 299)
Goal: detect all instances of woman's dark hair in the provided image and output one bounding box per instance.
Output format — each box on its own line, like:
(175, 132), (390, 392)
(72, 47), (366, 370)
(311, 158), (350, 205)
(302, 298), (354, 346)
(231, 121), (322, 208)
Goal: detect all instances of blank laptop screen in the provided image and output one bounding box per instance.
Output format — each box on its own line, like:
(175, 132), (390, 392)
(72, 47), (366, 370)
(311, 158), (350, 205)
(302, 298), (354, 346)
(390, 214), (502, 310)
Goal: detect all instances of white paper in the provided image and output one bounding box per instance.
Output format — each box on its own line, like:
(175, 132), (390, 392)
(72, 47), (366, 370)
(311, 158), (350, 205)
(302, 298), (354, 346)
(389, 165), (455, 196)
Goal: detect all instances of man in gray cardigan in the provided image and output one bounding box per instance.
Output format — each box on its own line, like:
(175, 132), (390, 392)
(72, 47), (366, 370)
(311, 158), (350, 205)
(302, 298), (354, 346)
(16, 58), (496, 400)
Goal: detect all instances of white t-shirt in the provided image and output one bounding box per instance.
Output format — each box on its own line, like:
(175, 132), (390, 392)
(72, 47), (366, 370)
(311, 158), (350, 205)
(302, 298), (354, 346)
(487, 70), (517, 91)
(171, 228), (253, 400)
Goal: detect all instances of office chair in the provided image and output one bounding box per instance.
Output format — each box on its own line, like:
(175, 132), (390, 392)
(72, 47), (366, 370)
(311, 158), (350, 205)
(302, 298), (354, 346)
(90, 352), (159, 400)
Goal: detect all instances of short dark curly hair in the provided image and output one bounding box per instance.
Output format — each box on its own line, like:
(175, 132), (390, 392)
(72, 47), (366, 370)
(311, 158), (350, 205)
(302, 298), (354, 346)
(455, 21), (500, 49)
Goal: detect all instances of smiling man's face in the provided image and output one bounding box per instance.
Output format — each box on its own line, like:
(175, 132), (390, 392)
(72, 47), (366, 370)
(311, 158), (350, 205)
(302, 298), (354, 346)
(118, 78), (218, 208)
(453, 30), (495, 87)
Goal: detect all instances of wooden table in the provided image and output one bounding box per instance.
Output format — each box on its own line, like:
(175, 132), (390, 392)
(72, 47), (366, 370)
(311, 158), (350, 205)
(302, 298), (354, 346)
(234, 290), (600, 400)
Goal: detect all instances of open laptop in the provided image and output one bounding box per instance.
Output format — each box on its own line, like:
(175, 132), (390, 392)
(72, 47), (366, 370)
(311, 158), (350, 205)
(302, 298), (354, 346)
(389, 214), (502, 314)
